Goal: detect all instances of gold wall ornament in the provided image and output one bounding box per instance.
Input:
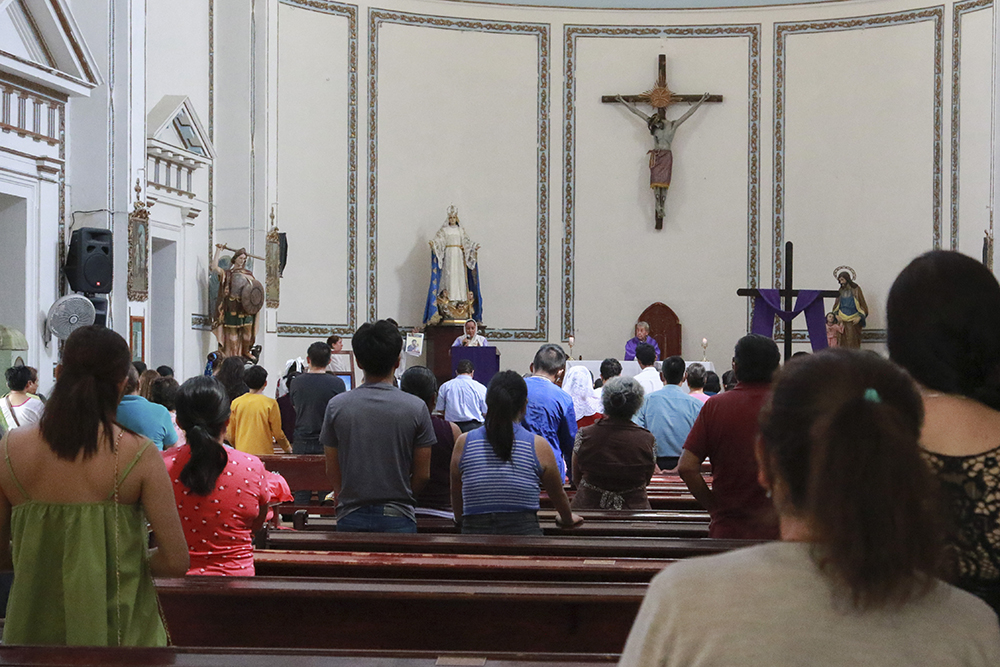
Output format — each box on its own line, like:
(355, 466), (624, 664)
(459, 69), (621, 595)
(127, 179), (152, 302)
(646, 85), (675, 109)
(266, 206), (281, 309)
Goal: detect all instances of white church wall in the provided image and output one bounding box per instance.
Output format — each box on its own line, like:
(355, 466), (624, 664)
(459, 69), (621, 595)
(273, 1), (355, 336)
(373, 18), (544, 335)
(953, 1), (994, 261)
(569, 29), (754, 365)
(213, 2), (254, 255)
(145, 0), (210, 118)
(65, 0), (145, 352)
(780, 16), (937, 341)
(251, 0), (998, 381)
(144, 2), (214, 379)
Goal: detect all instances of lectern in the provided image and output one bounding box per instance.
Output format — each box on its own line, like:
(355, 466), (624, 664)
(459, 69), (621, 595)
(451, 346), (500, 388)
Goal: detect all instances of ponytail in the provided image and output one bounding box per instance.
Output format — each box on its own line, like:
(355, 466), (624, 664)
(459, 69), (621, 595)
(807, 395), (941, 609)
(175, 376), (230, 496)
(759, 349), (942, 610)
(485, 371), (528, 462)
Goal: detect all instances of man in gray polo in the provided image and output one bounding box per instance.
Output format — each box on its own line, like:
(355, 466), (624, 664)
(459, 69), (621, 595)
(320, 320), (435, 533)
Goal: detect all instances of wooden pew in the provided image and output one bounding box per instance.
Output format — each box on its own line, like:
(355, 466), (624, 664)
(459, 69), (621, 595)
(264, 530), (759, 559)
(0, 646), (619, 666)
(261, 454), (328, 491)
(289, 512), (709, 538)
(261, 454), (711, 514)
(539, 494), (704, 511)
(254, 549), (674, 582)
(156, 576), (644, 653)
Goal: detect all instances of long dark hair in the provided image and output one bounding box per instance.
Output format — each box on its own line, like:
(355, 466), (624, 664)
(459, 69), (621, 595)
(887, 250), (1000, 411)
(175, 376), (230, 495)
(215, 356), (246, 395)
(484, 371), (528, 462)
(400, 366), (437, 410)
(759, 349), (943, 609)
(40, 326), (130, 460)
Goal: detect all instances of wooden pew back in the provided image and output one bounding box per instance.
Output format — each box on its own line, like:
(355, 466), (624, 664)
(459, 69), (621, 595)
(156, 576), (644, 654)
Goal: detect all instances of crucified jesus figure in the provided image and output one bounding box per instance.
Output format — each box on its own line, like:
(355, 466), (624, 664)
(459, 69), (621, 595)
(616, 92), (710, 222)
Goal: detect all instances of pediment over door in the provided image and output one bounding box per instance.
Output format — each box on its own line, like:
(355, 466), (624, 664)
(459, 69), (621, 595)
(146, 96), (215, 220)
(0, 0), (100, 97)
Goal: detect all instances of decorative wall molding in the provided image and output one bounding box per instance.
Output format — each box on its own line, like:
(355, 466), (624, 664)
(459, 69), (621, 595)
(208, 0), (215, 261)
(778, 328), (888, 343)
(562, 24), (761, 341)
(275, 0), (359, 338)
(0, 82), (62, 145)
(773, 5), (945, 285)
(950, 0), (993, 250)
(367, 8), (551, 340)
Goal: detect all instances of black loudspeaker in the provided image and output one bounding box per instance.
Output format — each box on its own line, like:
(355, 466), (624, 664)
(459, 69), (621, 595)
(88, 296), (108, 327)
(65, 228), (113, 294)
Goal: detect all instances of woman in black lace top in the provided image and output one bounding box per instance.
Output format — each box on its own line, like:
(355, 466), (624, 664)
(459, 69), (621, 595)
(888, 250), (1000, 616)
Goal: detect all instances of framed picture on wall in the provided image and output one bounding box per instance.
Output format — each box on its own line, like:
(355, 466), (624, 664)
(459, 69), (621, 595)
(129, 316), (145, 363)
(128, 180), (150, 302)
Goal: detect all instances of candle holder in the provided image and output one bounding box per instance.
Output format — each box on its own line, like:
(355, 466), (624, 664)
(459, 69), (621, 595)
(567, 335), (575, 359)
(701, 338), (708, 362)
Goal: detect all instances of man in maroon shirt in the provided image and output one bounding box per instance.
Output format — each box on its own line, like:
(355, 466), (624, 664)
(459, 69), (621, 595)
(678, 334), (780, 540)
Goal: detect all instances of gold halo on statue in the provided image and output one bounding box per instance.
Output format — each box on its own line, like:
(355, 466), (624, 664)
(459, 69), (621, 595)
(832, 265), (857, 281)
(646, 86), (675, 109)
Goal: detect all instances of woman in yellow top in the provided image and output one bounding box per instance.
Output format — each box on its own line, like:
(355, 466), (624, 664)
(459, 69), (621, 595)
(0, 325), (188, 646)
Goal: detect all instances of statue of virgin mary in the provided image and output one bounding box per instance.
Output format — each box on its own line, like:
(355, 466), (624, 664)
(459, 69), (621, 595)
(423, 207), (483, 325)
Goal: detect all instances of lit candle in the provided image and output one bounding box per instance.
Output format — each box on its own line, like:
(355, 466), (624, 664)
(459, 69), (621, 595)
(702, 337), (707, 346)
(567, 336), (575, 346)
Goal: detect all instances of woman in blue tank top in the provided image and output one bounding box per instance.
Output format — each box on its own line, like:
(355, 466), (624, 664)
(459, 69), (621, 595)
(450, 370), (582, 535)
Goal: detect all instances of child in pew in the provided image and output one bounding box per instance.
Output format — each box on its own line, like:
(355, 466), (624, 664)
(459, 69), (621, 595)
(619, 349), (1000, 667)
(451, 370), (583, 535)
(163, 376), (271, 575)
(0, 326), (188, 646)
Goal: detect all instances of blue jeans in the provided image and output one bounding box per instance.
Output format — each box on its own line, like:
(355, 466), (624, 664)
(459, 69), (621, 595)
(336, 504), (417, 533)
(461, 511), (542, 536)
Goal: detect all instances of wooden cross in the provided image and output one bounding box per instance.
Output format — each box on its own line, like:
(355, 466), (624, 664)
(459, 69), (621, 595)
(602, 54), (723, 230)
(737, 241), (840, 362)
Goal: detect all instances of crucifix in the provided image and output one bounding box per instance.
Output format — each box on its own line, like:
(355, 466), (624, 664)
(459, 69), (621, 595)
(737, 241), (840, 362)
(602, 54), (723, 230)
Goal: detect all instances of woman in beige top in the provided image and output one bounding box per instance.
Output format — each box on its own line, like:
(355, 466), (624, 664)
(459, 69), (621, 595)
(619, 350), (1000, 666)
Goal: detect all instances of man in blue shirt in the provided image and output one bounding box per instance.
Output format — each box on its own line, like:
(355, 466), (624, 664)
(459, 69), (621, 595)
(116, 365), (178, 450)
(522, 344), (576, 481)
(635, 355), (703, 471)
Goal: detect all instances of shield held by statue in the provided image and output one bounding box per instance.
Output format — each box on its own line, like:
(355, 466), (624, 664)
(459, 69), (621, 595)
(231, 271), (265, 315)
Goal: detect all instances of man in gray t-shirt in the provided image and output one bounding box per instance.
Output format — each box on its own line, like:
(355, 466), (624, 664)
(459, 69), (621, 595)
(320, 320), (434, 532)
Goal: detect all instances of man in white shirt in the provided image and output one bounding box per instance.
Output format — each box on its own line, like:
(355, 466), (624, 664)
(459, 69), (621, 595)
(434, 359), (488, 432)
(633, 343), (664, 397)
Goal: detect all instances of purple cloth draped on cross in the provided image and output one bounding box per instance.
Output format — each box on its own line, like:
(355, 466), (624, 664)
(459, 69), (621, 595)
(750, 289), (828, 352)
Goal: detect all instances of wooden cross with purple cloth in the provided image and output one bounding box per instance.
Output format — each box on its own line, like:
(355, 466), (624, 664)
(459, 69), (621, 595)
(737, 242), (840, 361)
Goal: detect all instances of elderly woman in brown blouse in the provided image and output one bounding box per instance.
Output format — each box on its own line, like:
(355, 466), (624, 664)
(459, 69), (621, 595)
(571, 376), (655, 510)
